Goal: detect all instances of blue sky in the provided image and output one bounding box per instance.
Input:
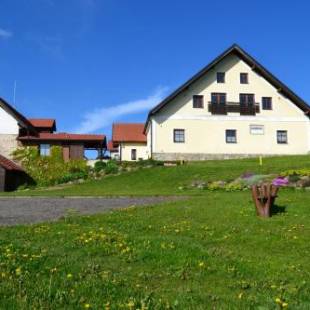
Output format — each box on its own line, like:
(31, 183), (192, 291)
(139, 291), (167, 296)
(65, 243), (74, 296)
(0, 0), (310, 138)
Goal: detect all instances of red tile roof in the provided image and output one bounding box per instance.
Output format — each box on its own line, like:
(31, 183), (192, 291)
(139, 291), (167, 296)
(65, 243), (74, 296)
(112, 123), (146, 143)
(19, 133), (105, 142)
(28, 119), (56, 128)
(0, 155), (24, 171)
(107, 140), (118, 152)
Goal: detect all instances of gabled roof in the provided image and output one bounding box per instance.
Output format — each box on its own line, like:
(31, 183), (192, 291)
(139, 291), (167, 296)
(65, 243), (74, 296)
(112, 123), (146, 143)
(28, 119), (56, 131)
(144, 44), (310, 132)
(0, 97), (37, 134)
(0, 155), (24, 172)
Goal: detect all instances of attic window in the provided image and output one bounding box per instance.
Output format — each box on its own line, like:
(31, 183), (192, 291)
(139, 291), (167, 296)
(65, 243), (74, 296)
(240, 73), (248, 84)
(217, 72), (225, 83)
(193, 95), (204, 108)
(262, 97), (272, 110)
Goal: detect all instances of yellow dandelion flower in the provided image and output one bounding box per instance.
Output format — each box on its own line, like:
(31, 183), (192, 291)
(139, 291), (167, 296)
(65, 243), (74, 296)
(84, 303), (90, 309)
(67, 273), (73, 279)
(15, 268), (22, 276)
(275, 298), (281, 304)
(198, 261), (205, 268)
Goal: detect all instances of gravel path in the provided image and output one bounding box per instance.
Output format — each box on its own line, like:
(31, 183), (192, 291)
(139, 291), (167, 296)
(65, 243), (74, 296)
(0, 197), (177, 226)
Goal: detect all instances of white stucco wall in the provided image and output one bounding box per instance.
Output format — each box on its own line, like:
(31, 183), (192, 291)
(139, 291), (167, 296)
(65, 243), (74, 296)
(120, 142), (149, 161)
(0, 107), (19, 159)
(149, 54), (310, 158)
(0, 107), (19, 134)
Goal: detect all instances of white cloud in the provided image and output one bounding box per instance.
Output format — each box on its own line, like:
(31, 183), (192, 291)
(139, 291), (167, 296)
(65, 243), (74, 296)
(0, 28), (13, 39)
(74, 87), (168, 133)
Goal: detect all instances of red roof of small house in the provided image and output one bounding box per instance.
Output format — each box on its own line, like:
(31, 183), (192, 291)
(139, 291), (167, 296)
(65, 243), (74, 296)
(28, 119), (56, 131)
(0, 155), (24, 172)
(19, 132), (106, 142)
(107, 140), (118, 152)
(28, 119), (56, 128)
(112, 123), (146, 143)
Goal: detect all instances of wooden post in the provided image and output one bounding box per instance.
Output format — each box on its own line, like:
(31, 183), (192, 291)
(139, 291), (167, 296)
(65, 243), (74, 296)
(251, 184), (279, 218)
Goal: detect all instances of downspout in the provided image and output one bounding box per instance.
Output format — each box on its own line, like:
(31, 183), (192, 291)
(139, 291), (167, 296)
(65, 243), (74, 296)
(150, 120), (153, 159)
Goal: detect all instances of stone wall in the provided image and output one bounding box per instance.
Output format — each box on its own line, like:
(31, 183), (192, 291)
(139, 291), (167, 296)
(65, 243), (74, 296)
(0, 134), (18, 159)
(152, 152), (290, 161)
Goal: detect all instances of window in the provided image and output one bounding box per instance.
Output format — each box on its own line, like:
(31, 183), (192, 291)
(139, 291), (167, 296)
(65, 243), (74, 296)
(193, 95), (204, 108)
(226, 130), (237, 143)
(211, 93), (226, 105)
(250, 125), (264, 135)
(174, 129), (185, 143)
(40, 144), (50, 156)
(240, 94), (255, 106)
(240, 73), (248, 84)
(277, 130), (288, 144)
(131, 149), (137, 160)
(216, 72), (225, 83)
(262, 97), (272, 110)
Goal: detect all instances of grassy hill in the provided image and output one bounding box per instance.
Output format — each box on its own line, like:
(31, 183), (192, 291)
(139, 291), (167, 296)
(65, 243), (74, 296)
(1, 155), (310, 308)
(5, 155), (310, 196)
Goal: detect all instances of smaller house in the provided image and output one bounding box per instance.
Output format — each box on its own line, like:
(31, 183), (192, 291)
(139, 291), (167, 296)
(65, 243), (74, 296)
(0, 154), (29, 191)
(0, 97), (107, 162)
(111, 123), (148, 161)
(19, 132), (106, 161)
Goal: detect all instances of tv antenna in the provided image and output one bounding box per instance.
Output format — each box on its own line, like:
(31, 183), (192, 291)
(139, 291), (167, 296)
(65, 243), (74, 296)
(13, 80), (17, 104)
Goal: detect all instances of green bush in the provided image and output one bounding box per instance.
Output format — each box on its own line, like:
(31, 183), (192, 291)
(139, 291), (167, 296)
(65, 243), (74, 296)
(105, 160), (119, 174)
(94, 161), (107, 172)
(13, 146), (89, 187)
(281, 169), (310, 177)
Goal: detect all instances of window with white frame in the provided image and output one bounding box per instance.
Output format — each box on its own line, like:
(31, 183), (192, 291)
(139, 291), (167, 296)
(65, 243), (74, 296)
(173, 129), (185, 143)
(250, 125), (264, 135)
(40, 144), (51, 156)
(226, 129), (237, 143)
(277, 130), (288, 144)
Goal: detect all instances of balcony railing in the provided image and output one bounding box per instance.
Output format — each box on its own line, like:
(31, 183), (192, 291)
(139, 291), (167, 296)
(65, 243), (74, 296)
(208, 102), (260, 115)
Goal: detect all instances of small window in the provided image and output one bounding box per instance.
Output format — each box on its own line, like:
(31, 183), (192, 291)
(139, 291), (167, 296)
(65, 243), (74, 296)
(250, 125), (264, 135)
(262, 97), (272, 110)
(277, 130), (288, 144)
(240, 73), (248, 84)
(211, 93), (226, 104)
(174, 129), (185, 143)
(226, 130), (237, 143)
(193, 95), (204, 108)
(217, 72), (225, 83)
(131, 149), (137, 160)
(40, 144), (50, 156)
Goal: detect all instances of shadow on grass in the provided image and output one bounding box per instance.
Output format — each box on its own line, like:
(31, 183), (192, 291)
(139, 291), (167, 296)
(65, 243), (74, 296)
(271, 204), (287, 216)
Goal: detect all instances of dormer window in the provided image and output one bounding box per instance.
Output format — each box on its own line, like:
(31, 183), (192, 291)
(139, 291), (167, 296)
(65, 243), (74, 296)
(240, 73), (248, 84)
(193, 95), (204, 108)
(217, 72), (225, 83)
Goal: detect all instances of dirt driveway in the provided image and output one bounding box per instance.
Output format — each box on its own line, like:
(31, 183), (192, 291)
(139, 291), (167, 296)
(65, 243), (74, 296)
(0, 196), (176, 226)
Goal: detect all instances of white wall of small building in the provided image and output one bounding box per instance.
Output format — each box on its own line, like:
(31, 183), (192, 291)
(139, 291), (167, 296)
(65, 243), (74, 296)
(120, 142), (149, 161)
(0, 107), (19, 159)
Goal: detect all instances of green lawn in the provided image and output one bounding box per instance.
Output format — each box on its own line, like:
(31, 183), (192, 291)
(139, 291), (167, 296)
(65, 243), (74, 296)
(1, 155), (310, 308)
(4, 155), (310, 196)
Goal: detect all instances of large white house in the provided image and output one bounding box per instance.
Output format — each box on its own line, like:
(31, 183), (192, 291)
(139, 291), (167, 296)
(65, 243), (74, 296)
(143, 44), (310, 160)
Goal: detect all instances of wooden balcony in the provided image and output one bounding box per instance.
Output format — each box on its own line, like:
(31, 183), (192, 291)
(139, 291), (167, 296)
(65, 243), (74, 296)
(208, 102), (260, 115)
